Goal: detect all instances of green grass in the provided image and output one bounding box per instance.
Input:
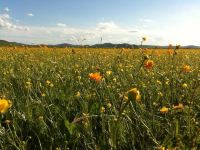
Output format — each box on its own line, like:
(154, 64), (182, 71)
(0, 47), (199, 150)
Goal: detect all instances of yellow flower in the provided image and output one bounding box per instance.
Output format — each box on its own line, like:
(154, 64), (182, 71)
(4, 120), (11, 124)
(41, 93), (46, 97)
(89, 72), (102, 82)
(142, 37), (147, 41)
(158, 146), (166, 150)
(182, 83), (188, 88)
(82, 112), (89, 117)
(155, 51), (161, 57)
(156, 80), (162, 85)
(106, 70), (112, 76)
(46, 80), (54, 87)
(144, 60), (154, 70)
(127, 88), (141, 102)
(123, 96), (129, 102)
(160, 106), (169, 114)
(0, 99), (12, 114)
(167, 49), (174, 55)
(46, 80), (51, 85)
(76, 91), (81, 97)
(25, 81), (32, 88)
(107, 102), (112, 108)
(183, 65), (191, 73)
(55, 147), (61, 150)
(38, 116), (44, 121)
(113, 78), (117, 82)
(173, 103), (184, 110)
(50, 83), (54, 87)
(100, 106), (105, 113)
(77, 76), (81, 80)
(26, 81), (31, 85)
(158, 92), (163, 97)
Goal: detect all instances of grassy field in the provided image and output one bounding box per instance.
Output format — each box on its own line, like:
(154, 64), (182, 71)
(0, 46), (199, 149)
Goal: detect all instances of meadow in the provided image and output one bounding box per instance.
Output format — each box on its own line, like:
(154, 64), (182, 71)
(0, 45), (199, 149)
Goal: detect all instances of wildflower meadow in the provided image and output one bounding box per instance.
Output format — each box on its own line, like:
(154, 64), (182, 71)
(0, 41), (199, 149)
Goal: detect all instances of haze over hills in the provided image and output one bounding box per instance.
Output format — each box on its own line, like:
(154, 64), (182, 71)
(0, 40), (200, 49)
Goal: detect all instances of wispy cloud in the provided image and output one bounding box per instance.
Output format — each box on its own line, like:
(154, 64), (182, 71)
(128, 30), (138, 33)
(27, 13), (34, 17)
(56, 23), (67, 27)
(139, 18), (154, 23)
(4, 7), (10, 12)
(96, 22), (119, 32)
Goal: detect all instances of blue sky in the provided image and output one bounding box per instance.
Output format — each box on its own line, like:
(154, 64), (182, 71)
(0, 0), (200, 45)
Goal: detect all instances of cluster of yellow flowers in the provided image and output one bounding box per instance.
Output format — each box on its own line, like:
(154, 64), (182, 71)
(46, 80), (54, 87)
(160, 103), (184, 114)
(126, 87), (184, 114)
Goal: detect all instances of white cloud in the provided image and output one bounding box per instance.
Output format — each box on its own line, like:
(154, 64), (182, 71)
(56, 23), (67, 27)
(139, 19), (154, 23)
(1, 16), (200, 46)
(0, 20), (142, 44)
(0, 13), (29, 31)
(0, 17), (160, 45)
(27, 13), (34, 17)
(128, 30), (138, 33)
(96, 22), (119, 32)
(4, 7), (10, 12)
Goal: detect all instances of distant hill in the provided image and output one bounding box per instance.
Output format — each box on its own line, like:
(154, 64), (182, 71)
(0, 40), (23, 46)
(36, 43), (200, 49)
(0, 39), (200, 49)
(183, 45), (200, 49)
(53, 43), (80, 48)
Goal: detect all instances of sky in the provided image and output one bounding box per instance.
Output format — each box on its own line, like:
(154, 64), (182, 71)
(0, 0), (200, 45)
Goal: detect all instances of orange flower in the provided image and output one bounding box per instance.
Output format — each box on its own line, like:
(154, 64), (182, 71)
(89, 72), (102, 82)
(144, 60), (154, 69)
(183, 65), (191, 73)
